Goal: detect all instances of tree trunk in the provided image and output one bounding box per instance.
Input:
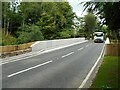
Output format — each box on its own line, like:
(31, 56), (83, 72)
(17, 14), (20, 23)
(22, 18), (25, 28)
(6, 18), (9, 35)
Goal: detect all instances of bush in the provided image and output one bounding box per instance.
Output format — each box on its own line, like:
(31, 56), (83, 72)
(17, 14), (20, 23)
(2, 34), (17, 46)
(59, 29), (74, 39)
(17, 24), (44, 44)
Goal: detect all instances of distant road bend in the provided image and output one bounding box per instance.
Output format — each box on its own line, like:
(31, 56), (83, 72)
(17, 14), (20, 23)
(2, 41), (105, 88)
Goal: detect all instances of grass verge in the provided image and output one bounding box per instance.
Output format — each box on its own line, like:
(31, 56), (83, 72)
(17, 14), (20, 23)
(91, 56), (119, 88)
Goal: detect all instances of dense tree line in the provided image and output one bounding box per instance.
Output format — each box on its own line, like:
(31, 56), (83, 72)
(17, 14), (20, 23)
(2, 1), (118, 46)
(1, 2), (76, 45)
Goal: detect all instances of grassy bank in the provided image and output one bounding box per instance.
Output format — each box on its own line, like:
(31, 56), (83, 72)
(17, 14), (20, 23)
(91, 56), (119, 88)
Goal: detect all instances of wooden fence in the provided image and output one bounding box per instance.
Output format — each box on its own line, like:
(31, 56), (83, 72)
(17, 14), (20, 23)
(0, 42), (34, 53)
(106, 44), (120, 56)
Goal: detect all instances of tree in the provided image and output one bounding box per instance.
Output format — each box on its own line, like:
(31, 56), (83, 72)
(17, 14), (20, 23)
(2, 1), (22, 36)
(2, 2), (10, 35)
(22, 2), (75, 39)
(2, 1), (75, 45)
(18, 2), (75, 40)
(84, 12), (97, 39)
(81, 1), (120, 39)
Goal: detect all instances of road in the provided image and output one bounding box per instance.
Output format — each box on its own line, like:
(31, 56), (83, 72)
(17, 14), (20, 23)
(2, 41), (104, 88)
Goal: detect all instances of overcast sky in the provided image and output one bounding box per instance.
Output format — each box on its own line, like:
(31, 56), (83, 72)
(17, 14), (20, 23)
(68, 0), (90, 17)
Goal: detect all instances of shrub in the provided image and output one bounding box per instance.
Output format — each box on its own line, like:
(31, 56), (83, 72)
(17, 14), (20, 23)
(2, 34), (17, 46)
(17, 24), (44, 44)
(59, 29), (74, 39)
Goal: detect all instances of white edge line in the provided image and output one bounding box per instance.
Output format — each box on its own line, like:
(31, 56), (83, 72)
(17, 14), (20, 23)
(62, 52), (74, 58)
(78, 47), (84, 51)
(1, 49), (45, 65)
(8, 60), (53, 78)
(43, 40), (88, 54)
(1, 51), (41, 65)
(30, 41), (40, 47)
(78, 44), (105, 88)
(1, 40), (88, 65)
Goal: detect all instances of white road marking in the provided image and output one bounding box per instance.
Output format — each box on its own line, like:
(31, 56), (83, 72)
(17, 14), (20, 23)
(1, 40), (88, 65)
(1, 50), (45, 65)
(30, 41), (40, 47)
(78, 44), (105, 88)
(78, 47), (84, 51)
(8, 60), (53, 78)
(85, 45), (89, 47)
(62, 52), (74, 58)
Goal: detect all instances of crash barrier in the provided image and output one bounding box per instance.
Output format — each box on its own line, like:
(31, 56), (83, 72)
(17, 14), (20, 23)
(32, 38), (86, 51)
(0, 42), (33, 58)
(106, 44), (120, 56)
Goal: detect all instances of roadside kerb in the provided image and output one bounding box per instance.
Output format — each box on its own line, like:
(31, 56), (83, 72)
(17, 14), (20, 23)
(78, 43), (106, 88)
(1, 40), (88, 65)
(32, 38), (85, 52)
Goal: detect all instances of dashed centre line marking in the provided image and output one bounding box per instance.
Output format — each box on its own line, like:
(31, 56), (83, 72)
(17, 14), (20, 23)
(62, 52), (74, 58)
(78, 47), (84, 51)
(8, 60), (53, 78)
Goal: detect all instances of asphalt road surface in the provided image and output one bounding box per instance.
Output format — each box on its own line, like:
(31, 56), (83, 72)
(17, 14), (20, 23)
(2, 41), (104, 88)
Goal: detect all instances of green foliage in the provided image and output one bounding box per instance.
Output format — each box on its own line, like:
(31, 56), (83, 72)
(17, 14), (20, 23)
(91, 56), (119, 88)
(17, 25), (44, 44)
(32, 2), (74, 40)
(2, 2), (75, 45)
(82, 1), (120, 39)
(101, 25), (108, 33)
(2, 34), (17, 46)
(2, 2), (22, 36)
(85, 13), (96, 30)
(59, 29), (74, 39)
(59, 31), (71, 38)
(84, 12), (97, 39)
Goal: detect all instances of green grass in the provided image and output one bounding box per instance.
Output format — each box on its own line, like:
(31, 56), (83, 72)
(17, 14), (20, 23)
(91, 56), (119, 88)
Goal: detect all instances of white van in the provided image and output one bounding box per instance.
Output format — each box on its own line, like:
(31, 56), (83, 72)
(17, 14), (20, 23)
(93, 32), (104, 43)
